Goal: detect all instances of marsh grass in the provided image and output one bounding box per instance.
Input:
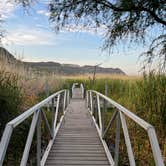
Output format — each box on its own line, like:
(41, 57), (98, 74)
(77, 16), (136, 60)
(0, 55), (65, 165)
(64, 72), (166, 165)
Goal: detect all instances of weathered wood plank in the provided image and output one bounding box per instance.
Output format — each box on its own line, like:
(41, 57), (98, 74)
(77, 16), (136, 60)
(46, 160), (109, 164)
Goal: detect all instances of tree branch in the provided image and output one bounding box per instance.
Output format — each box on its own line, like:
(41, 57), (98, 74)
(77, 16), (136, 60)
(97, 0), (166, 26)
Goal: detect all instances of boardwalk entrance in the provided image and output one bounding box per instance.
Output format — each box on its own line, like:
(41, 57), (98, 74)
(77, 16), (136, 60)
(45, 90), (110, 165)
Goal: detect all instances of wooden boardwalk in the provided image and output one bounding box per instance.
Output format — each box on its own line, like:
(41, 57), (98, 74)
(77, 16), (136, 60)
(0, 86), (163, 166)
(0, 83), (164, 166)
(45, 88), (110, 166)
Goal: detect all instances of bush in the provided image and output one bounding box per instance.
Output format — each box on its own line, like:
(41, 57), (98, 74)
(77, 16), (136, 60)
(0, 70), (22, 136)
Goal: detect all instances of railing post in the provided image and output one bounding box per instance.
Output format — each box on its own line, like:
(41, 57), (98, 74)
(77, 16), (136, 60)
(67, 90), (70, 105)
(102, 98), (105, 137)
(0, 125), (13, 166)
(71, 83), (75, 98)
(94, 95), (98, 120)
(120, 112), (136, 166)
(20, 110), (39, 166)
(53, 94), (60, 135)
(86, 91), (89, 108)
(80, 83), (84, 98)
(63, 91), (66, 113)
(89, 91), (93, 114)
(88, 91), (90, 108)
(97, 94), (103, 136)
(114, 112), (120, 166)
(37, 111), (41, 166)
(147, 127), (164, 166)
(51, 98), (55, 136)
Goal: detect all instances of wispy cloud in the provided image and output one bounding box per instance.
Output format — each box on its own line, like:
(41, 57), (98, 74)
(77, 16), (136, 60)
(0, 0), (16, 19)
(40, 0), (51, 5)
(2, 27), (56, 46)
(37, 10), (50, 17)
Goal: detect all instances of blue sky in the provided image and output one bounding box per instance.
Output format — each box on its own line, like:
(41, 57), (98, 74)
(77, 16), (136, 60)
(0, 0), (148, 75)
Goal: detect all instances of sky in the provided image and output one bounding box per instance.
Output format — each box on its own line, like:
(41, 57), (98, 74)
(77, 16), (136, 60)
(0, 0), (149, 75)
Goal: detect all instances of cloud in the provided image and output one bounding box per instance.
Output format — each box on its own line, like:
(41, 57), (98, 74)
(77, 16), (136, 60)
(2, 27), (56, 46)
(40, 0), (51, 5)
(37, 10), (50, 17)
(0, 0), (16, 19)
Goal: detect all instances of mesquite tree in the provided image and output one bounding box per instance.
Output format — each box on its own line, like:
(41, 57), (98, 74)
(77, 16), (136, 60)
(49, 0), (166, 71)
(0, 0), (166, 71)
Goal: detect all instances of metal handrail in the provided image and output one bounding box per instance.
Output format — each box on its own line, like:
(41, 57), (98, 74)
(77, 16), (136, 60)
(86, 90), (164, 166)
(72, 83), (84, 98)
(0, 89), (70, 166)
(80, 83), (84, 98)
(71, 83), (78, 96)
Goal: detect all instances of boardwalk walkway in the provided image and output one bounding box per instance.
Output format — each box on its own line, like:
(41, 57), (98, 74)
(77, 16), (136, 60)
(45, 88), (110, 166)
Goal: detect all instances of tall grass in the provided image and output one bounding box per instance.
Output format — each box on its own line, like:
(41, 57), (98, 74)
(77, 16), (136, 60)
(0, 70), (22, 136)
(65, 72), (166, 164)
(0, 54), (65, 165)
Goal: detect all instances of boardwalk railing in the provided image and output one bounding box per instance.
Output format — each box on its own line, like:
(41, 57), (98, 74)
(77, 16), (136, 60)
(86, 90), (164, 166)
(80, 83), (84, 98)
(71, 83), (78, 96)
(0, 89), (70, 166)
(72, 83), (84, 98)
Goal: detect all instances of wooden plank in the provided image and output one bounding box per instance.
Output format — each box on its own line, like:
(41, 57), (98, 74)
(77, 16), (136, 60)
(47, 156), (110, 161)
(48, 153), (107, 157)
(45, 88), (111, 166)
(46, 160), (109, 165)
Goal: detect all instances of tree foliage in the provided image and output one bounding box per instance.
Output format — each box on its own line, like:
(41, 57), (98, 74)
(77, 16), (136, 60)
(49, 0), (166, 71)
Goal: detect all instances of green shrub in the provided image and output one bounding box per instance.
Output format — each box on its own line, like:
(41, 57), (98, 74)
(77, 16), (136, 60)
(0, 70), (22, 136)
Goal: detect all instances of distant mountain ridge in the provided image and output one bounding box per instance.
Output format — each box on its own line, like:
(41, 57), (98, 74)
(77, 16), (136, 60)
(0, 47), (126, 75)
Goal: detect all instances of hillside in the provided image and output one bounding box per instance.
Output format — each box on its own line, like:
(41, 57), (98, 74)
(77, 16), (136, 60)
(0, 47), (18, 64)
(0, 47), (126, 75)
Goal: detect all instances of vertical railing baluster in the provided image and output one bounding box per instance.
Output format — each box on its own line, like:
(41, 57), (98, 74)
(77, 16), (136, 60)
(120, 112), (135, 166)
(86, 91), (88, 107)
(53, 94), (60, 135)
(51, 98), (55, 136)
(80, 83), (84, 98)
(90, 91), (93, 114)
(114, 112), (121, 166)
(63, 91), (66, 113)
(97, 94), (102, 136)
(87, 91), (89, 108)
(102, 98), (105, 138)
(37, 111), (41, 166)
(94, 95), (97, 119)
(147, 127), (164, 166)
(88, 91), (90, 108)
(20, 111), (39, 166)
(0, 125), (13, 165)
(65, 90), (67, 108)
(67, 90), (70, 105)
